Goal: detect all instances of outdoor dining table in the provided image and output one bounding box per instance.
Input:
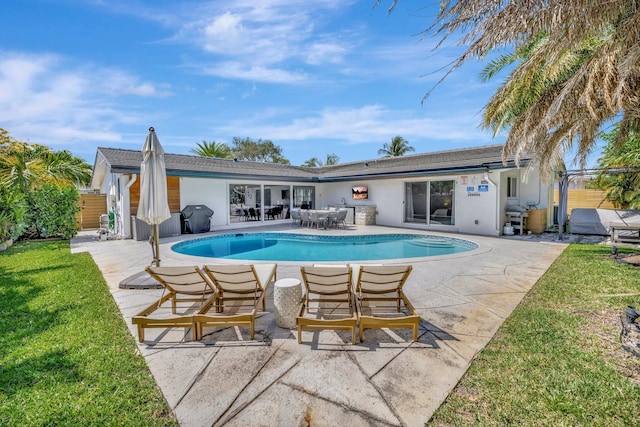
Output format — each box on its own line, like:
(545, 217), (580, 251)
(313, 210), (338, 229)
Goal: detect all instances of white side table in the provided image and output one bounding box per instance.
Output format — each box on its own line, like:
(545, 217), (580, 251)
(274, 278), (302, 328)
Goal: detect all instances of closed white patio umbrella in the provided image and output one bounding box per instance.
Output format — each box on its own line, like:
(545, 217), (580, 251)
(137, 127), (171, 266)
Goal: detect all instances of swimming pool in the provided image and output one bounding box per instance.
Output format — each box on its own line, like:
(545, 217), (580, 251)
(171, 233), (477, 262)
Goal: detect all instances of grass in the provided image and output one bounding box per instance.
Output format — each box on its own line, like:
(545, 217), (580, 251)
(429, 244), (640, 426)
(0, 240), (177, 426)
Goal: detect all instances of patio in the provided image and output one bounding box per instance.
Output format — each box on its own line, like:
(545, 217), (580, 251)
(71, 225), (567, 426)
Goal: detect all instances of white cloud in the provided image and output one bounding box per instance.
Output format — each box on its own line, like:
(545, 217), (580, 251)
(0, 51), (170, 149)
(203, 61), (308, 84)
(215, 104), (490, 146)
(305, 42), (348, 65)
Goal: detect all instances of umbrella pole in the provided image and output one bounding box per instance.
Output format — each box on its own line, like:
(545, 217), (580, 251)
(153, 224), (161, 266)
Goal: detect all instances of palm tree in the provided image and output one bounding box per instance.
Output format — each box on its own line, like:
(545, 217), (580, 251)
(0, 139), (91, 193)
(324, 154), (339, 165)
(301, 157), (321, 167)
(593, 125), (640, 209)
(301, 154), (339, 167)
(378, 136), (414, 157)
(479, 33), (605, 175)
(381, 0), (640, 177)
(191, 140), (232, 158)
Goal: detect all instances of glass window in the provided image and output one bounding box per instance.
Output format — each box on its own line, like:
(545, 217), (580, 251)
(405, 182), (427, 223)
(293, 186), (315, 209)
(507, 177), (517, 198)
(263, 184), (291, 220)
(229, 184), (260, 223)
(430, 181), (454, 225)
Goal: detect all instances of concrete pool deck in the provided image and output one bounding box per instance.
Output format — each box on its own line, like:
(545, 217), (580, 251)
(71, 225), (569, 426)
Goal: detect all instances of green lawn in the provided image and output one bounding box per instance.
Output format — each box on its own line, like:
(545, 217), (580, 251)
(430, 244), (640, 426)
(0, 241), (176, 426)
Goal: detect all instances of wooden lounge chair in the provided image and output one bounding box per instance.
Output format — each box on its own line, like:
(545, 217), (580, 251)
(195, 263), (277, 340)
(131, 266), (216, 342)
(297, 266), (357, 344)
(354, 265), (420, 342)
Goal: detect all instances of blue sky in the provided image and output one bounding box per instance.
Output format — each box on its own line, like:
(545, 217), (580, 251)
(1, 0), (598, 167)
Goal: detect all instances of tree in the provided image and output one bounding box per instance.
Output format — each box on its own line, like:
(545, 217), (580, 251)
(301, 157), (321, 167)
(479, 32), (605, 176)
(231, 137), (290, 164)
(0, 128), (91, 240)
(380, 1), (640, 177)
(0, 133), (91, 193)
(301, 153), (339, 167)
(377, 136), (415, 157)
(191, 140), (233, 158)
(592, 125), (640, 209)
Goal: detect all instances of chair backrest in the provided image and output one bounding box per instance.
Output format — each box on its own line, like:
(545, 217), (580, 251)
(291, 209), (301, 220)
(355, 265), (413, 295)
(300, 266), (353, 298)
(337, 209), (348, 220)
(146, 266), (216, 296)
(201, 264), (276, 294)
(300, 210), (310, 221)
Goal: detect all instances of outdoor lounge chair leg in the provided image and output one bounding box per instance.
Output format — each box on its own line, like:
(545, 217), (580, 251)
(250, 322), (255, 340)
(359, 325), (364, 342)
(137, 325), (145, 342)
(351, 328), (356, 344)
(297, 328), (302, 344)
(412, 325), (418, 342)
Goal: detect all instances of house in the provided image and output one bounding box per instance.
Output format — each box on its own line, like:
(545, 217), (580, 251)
(90, 144), (552, 238)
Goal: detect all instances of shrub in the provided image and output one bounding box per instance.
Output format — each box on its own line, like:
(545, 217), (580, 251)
(23, 184), (80, 239)
(0, 187), (26, 241)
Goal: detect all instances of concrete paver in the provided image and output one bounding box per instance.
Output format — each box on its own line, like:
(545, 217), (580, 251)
(71, 225), (571, 426)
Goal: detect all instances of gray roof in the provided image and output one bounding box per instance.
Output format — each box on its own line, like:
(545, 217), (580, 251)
(92, 144), (528, 187)
(314, 144), (528, 181)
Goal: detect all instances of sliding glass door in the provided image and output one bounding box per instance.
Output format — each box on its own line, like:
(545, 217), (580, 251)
(405, 180), (455, 225)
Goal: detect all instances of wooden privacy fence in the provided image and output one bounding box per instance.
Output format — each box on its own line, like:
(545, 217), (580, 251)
(77, 193), (106, 230)
(553, 189), (616, 217)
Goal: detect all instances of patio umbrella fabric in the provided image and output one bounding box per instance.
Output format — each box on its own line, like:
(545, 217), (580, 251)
(137, 127), (171, 265)
(556, 171), (569, 241)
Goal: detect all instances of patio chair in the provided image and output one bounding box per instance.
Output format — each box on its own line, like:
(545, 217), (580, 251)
(290, 208), (301, 227)
(131, 266), (216, 342)
(300, 209), (310, 227)
(309, 210), (328, 229)
(297, 266), (357, 344)
(336, 209), (348, 228)
(195, 263), (277, 340)
(354, 265), (420, 342)
(329, 209), (348, 229)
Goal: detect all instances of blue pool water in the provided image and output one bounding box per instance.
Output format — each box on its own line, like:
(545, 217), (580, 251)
(171, 233), (477, 262)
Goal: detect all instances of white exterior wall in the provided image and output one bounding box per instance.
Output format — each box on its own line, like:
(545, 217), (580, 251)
(180, 177), (229, 230)
(112, 167), (549, 237)
(179, 177), (305, 231)
(321, 173), (502, 235)
(498, 169), (549, 229)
